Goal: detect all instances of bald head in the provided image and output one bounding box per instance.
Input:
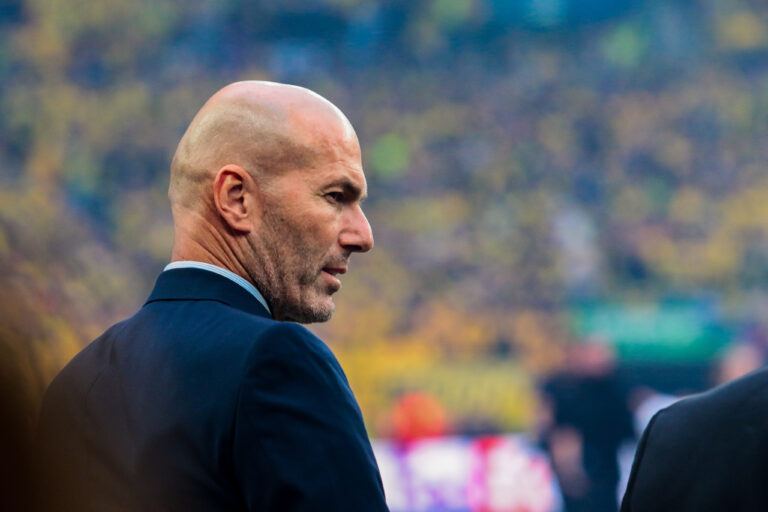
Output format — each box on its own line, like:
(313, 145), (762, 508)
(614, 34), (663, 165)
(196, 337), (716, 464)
(169, 81), (358, 211)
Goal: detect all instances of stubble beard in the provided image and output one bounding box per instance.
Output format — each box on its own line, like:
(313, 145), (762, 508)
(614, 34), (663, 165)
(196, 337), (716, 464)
(244, 213), (336, 324)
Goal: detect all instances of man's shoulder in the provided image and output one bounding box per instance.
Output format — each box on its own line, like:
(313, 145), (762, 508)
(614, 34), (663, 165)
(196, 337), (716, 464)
(244, 321), (345, 378)
(664, 367), (768, 418)
(623, 369), (768, 510)
(47, 303), (276, 392)
(135, 297), (274, 348)
(650, 366), (768, 443)
(136, 302), (342, 378)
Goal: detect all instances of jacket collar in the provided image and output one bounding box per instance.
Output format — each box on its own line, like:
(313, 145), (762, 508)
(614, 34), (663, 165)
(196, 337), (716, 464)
(144, 268), (271, 319)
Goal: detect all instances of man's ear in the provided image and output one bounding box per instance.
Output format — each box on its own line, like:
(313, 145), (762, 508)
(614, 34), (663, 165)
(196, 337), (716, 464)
(212, 165), (259, 233)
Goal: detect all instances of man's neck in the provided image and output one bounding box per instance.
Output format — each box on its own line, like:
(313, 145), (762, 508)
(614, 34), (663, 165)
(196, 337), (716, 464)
(171, 217), (253, 284)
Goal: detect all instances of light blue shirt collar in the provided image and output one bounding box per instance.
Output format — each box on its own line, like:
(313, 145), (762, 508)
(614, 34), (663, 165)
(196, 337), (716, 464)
(163, 261), (271, 316)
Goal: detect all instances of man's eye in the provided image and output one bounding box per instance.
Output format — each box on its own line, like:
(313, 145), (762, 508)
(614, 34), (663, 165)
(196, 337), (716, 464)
(326, 192), (344, 203)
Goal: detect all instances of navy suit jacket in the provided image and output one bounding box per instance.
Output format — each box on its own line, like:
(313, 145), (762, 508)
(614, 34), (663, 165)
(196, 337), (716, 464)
(621, 367), (768, 512)
(35, 268), (388, 511)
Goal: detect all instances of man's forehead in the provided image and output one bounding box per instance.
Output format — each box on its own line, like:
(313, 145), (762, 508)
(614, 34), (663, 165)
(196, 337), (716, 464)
(282, 96), (357, 147)
(288, 100), (355, 139)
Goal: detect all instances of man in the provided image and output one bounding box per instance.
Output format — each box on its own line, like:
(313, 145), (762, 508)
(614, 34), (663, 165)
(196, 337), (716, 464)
(35, 81), (389, 511)
(620, 367), (768, 511)
(540, 341), (633, 512)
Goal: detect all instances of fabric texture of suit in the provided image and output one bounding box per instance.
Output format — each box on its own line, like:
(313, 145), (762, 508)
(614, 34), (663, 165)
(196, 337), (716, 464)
(620, 367), (768, 512)
(35, 268), (389, 511)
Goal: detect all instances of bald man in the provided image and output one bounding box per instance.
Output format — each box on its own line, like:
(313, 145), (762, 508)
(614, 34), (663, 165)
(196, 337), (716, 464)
(35, 82), (389, 511)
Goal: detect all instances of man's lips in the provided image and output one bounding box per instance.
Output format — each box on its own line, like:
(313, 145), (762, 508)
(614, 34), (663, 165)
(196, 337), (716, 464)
(322, 266), (347, 276)
(321, 266), (346, 291)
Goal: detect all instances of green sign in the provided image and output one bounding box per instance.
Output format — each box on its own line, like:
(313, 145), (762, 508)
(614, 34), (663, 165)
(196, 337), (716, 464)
(570, 303), (731, 362)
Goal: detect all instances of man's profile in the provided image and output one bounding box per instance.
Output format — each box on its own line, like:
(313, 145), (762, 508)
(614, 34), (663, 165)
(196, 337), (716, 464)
(35, 81), (389, 511)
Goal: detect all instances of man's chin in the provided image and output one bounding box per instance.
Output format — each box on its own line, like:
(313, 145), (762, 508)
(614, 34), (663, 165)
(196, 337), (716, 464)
(282, 298), (335, 324)
(308, 297), (335, 323)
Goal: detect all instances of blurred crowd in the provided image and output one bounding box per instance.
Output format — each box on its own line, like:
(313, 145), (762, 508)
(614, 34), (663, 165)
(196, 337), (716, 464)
(4, 1), (768, 509)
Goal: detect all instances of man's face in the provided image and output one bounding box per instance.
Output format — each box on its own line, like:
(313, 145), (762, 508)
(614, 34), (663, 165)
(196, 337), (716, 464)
(246, 134), (373, 323)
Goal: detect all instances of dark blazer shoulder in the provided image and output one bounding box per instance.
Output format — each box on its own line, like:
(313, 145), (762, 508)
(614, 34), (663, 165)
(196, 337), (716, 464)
(240, 320), (352, 394)
(655, 366), (768, 430)
(622, 367), (768, 512)
(250, 322), (342, 364)
(231, 322), (388, 511)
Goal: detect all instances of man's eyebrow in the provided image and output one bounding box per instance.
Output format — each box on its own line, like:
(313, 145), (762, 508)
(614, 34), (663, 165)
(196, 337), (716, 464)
(328, 178), (367, 202)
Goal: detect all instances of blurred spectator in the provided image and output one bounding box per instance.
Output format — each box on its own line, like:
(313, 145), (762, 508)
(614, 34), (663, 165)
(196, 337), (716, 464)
(391, 391), (450, 442)
(713, 342), (765, 386)
(539, 339), (634, 512)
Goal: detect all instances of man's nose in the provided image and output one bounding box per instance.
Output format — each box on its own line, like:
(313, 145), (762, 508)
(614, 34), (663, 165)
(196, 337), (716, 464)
(340, 205), (374, 253)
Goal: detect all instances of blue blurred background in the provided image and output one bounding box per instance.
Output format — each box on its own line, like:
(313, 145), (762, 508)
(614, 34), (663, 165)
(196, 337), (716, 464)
(3, 0), (768, 510)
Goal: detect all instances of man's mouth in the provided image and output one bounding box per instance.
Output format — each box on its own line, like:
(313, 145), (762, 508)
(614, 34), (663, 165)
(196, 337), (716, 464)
(321, 265), (347, 290)
(322, 266), (347, 276)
